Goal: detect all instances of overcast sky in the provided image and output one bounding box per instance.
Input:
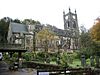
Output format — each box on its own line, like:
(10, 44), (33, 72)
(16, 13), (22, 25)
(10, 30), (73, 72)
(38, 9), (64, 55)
(0, 0), (100, 29)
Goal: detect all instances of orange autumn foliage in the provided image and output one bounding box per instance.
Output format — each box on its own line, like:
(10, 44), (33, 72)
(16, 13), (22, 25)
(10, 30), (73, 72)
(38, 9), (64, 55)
(90, 22), (100, 41)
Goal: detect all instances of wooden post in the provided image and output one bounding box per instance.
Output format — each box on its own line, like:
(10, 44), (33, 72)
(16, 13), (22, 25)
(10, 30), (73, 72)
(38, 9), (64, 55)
(37, 70), (39, 75)
(64, 67), (66, 75)
(23, 34), (25, 49)
(18, 52), (22, 68)
(33, 31), (36, 58)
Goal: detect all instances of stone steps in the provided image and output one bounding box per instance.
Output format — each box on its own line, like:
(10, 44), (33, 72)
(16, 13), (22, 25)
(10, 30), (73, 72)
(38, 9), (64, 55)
(0, 61), (9, 72)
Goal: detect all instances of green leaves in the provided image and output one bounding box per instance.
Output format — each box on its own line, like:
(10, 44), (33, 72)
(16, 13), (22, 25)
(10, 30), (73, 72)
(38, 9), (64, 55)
(22, 19), (41, 25)
(0, 19), (9, 43)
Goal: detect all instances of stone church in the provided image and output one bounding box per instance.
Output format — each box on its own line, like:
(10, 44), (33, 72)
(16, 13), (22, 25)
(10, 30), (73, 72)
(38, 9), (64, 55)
(6, 8), (79, 51)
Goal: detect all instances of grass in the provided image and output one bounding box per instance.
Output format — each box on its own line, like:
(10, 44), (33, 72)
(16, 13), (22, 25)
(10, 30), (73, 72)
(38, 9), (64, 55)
(68, 58), (95, 68)
(49, 59), (82, 68)
(69, 59), (81, 68)
(46, 59), (90, 68)
(50, 61), (57, 64)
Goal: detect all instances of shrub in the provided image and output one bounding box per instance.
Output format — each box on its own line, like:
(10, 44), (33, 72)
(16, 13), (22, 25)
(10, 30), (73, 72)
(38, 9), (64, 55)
(22, 52), (33, 61)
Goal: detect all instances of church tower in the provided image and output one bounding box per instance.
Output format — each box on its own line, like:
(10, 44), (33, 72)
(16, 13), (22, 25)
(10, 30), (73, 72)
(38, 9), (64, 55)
(63, 8), (79, 50)
(63, 8), (78, 30)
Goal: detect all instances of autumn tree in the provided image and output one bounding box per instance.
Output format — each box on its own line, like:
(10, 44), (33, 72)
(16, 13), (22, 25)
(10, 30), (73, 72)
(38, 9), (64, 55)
(90, 18), (100, 53)
(36, 28), (55, 63)
(89, 18), (100, 67)
(90, 18), (100, 46)
(90, 21), (100, 42)
(36, 28), (55, 51)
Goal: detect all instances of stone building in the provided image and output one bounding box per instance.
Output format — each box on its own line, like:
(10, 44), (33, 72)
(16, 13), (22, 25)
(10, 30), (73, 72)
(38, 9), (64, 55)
(7, 22), (33, 50)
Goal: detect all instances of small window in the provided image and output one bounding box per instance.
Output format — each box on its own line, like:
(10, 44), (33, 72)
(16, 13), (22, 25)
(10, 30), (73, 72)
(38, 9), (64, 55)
(73, 21), (76, 28)
(73, 16), (75, 19)
(65, 16), (68, 19)
(68, 21), (70, 27)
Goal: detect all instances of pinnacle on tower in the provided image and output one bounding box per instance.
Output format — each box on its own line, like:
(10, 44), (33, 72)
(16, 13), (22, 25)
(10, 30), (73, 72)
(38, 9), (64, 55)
(69, 7), (71, 12)
(75, 9), (76, 14)
(63, 10), (65, 15)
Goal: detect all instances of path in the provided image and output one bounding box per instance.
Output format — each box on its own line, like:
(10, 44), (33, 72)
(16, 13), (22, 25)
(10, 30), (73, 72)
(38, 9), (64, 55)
(0, 61), (37, 75)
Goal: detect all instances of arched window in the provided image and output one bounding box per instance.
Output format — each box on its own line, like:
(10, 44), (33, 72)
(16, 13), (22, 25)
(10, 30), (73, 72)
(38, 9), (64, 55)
(73, 21), (76, 28)
(68, 21), (70, 28)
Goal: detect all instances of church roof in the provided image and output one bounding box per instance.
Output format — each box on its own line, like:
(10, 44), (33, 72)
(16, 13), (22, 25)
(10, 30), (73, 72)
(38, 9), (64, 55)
(10, 22), (28, 33)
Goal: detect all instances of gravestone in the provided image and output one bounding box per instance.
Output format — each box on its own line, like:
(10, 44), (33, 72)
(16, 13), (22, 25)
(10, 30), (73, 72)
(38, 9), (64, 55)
(95, 55), (99, 68)
(95, 51), (100, 68)
(81, 54), (86, 67)
(90, 56), (94, 66)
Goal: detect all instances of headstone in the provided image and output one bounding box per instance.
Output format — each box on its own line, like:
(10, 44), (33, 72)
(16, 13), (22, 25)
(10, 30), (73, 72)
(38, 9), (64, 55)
(81, 54), (86, 67)
(57, 56), (60, 64)
(90, 56), (94, 66)
(95, 55), (99, 68)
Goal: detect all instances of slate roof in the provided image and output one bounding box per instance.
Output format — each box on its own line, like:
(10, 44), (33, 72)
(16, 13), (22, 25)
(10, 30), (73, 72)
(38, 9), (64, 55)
(10, 22), (28, 33)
